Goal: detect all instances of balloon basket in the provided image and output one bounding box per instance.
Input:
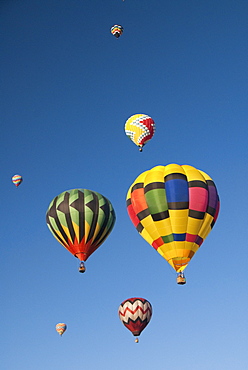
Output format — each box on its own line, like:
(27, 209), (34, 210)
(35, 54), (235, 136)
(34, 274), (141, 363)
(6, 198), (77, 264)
(79, 262), (86, 273)
(177, 274), (186, 285)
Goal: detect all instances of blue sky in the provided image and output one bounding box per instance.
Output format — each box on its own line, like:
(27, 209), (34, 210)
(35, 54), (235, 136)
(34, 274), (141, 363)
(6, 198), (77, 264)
(1, 1), (248, 369)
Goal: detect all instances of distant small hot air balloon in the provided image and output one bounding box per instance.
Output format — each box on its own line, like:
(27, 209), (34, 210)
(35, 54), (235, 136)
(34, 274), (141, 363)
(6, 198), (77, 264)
(12, 174), (23, 187)
(46, 189), (116, 273)
(118, 298), (152, 343)
(126, 164), (220, 284)
(56, 323), (67, 336)
(110, 25), (123, 38)
(124, 114), (155, 151)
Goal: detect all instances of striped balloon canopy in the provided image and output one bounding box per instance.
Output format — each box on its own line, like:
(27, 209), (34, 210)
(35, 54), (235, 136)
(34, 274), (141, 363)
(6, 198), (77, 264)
(12, 174), (23, 187)
(46, 189), (116, 269)
(126, 164), (220, 273)
(55, 323), (67, 336)
(124, 114), (155, 151)
(118, 298), (152, 341)
(110, 24), (123, 38)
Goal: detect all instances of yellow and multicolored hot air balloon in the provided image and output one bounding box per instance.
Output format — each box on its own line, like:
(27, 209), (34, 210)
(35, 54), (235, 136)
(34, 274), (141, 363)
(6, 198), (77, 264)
(12, 174), (23, 187)
(118, 298), (152, 343)
(46, 189), (116, 273)
(56, 323), (67, 336)
(110, 25), (123, 38)
(126, 164), (220, 284)
(124, 114), (155, 152)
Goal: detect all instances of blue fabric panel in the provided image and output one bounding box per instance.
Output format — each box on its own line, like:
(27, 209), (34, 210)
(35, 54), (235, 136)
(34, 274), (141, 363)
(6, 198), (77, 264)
(165, 179), (189, 203)
(173, 233), (186, 241)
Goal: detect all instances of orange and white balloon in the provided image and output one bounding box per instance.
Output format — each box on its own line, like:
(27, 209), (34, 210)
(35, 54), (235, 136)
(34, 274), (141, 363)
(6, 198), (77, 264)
(55, 323), (67, 336)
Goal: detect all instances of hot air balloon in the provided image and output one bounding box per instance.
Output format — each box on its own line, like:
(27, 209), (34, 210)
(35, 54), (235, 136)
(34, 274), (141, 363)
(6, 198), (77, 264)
(12, 174), (23, 187)
(110, 25), (123, 38)
(126, 164), (220, 284)
(56, 323), (67, 336)
(118, 298), (152, 343)
(46, 189), (116, 273)
(124, 114), (155, 151)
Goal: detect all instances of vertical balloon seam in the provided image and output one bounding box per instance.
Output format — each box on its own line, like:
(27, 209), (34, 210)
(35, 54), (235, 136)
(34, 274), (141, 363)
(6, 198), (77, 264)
(85, 191), (99, 246)
(186, 165), (213, 269)
(47, 196), (72, 250)
(197, 178), (219, 241)
(93, 194), (111, 245)
(54, 192), (74, 247)
(145, 166), (174, 264)
(131, 179), (158, 250)
(69, 189), (86, 258)
(91, 194), (115, 249)
(164, 165), (187, 270)
(183, 166), (203, 269)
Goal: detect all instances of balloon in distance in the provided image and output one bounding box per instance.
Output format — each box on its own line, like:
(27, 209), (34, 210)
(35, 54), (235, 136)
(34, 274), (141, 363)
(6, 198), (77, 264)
(124, 114), (155, 152)
(12, 174), (23, 187)
(111, 25), (124, 38)
(56, 323), (67, 336)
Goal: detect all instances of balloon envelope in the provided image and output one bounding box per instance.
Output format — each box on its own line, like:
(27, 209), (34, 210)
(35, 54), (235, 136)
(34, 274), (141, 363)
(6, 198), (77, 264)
(124, 114), (155, 150)
(56, 323), (67, 336)
(126, 164), (220, 272)
(118, 298), (152, 337)
(46, 189), (116, 263)
(12, 174), (23, 187)
(110, 25), (123, 38)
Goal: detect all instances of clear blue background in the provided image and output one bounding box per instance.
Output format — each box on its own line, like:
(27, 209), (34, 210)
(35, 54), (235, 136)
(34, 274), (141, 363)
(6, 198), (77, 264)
(1, 1), (248, 369)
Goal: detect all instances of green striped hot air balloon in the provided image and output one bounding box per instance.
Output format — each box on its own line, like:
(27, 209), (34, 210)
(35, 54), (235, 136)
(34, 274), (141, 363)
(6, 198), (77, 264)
(46, 189), (116, 273)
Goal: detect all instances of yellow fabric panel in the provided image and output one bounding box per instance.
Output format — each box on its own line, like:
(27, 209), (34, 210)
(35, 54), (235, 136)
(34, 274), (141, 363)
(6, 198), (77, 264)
(158, 245), (192, 260)
(48, 226), (69, 250)
(158, 241), (175, 253)
(92, 222), (100, 242)
(154, 218), (172, 237)
(198, 170), (213, 181)
(140, 227), (157, 246)
(157, 242), (175, 259)
(143, 166), (165, 185)
(177, 265), (188, 272)
(126, 186), (132, 200)
(198, 213), (213, 239)
(140, 214), (156, 230)
(182, 165), (206, 182)
(174, 247), (192, 258)
(62, 225), (73, 244)
(167, 209), (189, 233)
(189, 243), (200, 253)
(186, 217), (203, 235)
(163, 163), (185, 177)
(141, 225), (163, 241)
(167, 259), (177, 270)
(72, 222), (79, 243)
(84, 221), (91, 242)
(125, 114), (146, 146)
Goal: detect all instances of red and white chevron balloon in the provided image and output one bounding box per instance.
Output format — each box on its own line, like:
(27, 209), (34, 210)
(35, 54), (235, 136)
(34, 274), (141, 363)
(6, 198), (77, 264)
(118, 297), (152, 340)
